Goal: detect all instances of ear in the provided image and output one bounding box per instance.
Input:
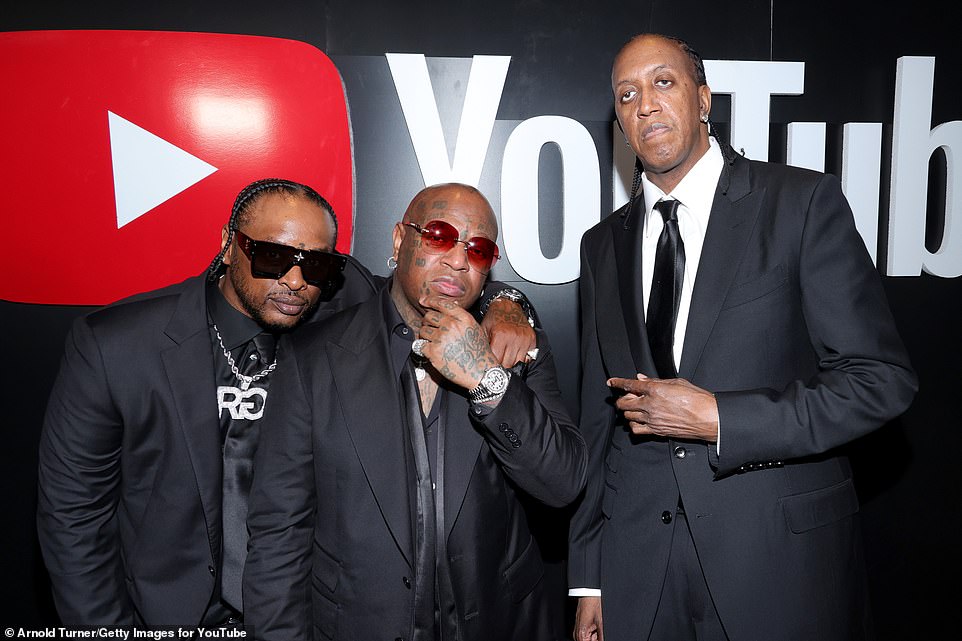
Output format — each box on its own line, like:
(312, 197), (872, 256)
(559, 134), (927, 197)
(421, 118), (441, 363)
(220, 225), (233, 265)
(391, 222), (405, 262)
(698, 85), (712, 121)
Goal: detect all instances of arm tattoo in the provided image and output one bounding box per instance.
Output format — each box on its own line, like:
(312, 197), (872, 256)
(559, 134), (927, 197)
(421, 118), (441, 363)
(486, 302), (527, 326)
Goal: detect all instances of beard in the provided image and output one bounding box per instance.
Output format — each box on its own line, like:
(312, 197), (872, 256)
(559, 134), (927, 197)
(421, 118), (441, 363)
(227, 266), (320, 333)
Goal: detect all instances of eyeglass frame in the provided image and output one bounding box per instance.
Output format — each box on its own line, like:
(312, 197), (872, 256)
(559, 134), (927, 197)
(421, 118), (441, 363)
(233, 230), (347, 292)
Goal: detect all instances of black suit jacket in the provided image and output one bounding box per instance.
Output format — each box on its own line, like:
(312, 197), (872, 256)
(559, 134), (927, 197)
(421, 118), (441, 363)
(568, 153), (917, 641)
(37, 257), (380, 625)
(37, 257), (540, 625)
(243, 287), (587, 641)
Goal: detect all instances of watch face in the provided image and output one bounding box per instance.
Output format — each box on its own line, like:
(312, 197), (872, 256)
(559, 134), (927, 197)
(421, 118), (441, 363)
(484, 367), (510, 394)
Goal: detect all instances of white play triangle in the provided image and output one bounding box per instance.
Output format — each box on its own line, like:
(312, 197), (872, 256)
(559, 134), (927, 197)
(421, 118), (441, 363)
(108, 110), (218, 228)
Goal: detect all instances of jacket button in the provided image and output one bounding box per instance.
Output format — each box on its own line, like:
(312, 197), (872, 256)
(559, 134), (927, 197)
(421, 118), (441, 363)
(661, 510), (672, 524)
(673, 446), (687, 459)
(403, 576), (411, 589)
(208, 565), (216, 576)
(499, 423), (509, 433)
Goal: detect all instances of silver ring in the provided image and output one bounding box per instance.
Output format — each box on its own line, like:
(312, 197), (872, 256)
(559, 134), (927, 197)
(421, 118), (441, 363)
(526, 348), (539, 361)
(412, 338), (428, 358)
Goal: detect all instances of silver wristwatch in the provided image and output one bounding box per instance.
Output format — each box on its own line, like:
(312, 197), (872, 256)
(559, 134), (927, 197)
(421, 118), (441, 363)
(468, 366), (512, 404)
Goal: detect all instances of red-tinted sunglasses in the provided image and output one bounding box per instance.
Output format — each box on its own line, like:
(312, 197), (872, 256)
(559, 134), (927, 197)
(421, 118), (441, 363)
(234, 230), (346, 291)
(404, 220), (500, 273)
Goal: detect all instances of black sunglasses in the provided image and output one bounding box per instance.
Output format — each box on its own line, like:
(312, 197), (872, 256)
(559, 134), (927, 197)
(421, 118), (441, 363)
(234, 230), (347, 290)
(404, 220), (500, 273)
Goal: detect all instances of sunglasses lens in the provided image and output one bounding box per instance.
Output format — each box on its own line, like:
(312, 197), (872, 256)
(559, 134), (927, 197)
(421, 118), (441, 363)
(464, 238), (499, 272)
(297, 252), (347, 286)
(252, 247), (293, 278)
(421, 220), (459, 252)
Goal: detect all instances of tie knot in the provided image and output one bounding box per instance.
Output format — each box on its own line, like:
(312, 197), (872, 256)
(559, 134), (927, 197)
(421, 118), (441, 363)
(653, 198), (680, 223)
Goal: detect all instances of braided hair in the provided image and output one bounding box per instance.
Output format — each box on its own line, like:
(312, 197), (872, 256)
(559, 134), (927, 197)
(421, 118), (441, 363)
(206, 178), (338, 281)
(620, 34), (742, 227)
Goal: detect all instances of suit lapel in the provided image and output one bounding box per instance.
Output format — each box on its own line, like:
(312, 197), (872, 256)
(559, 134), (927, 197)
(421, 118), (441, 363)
(440, 390), (483, 540)
(161, 277), (222, 550)
(328, 298), (414, 567)
(679, 156), (762, 380)
(609, 197), (657, 376)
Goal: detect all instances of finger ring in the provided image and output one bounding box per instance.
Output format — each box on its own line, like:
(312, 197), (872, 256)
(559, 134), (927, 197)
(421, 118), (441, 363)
(526, 348), (539, 361)
(412, 338), (428, 358)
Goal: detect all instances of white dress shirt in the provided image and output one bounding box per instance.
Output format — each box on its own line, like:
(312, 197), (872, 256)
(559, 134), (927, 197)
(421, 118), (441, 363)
(641, 136), (723, 368)
(569, 138), (724, 599)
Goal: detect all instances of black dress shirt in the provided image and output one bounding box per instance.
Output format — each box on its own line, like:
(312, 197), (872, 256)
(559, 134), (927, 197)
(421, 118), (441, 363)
(204, 282), (277, 622)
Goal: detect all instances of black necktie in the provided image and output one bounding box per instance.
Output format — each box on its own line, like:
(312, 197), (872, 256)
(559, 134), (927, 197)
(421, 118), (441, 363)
(252, 332), (276, 367)
(220, 332), (275, 612)
(647, 199), (685, 379)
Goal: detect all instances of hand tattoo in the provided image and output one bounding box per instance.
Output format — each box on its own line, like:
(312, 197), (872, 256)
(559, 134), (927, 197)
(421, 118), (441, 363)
(441, 326), (495, 380)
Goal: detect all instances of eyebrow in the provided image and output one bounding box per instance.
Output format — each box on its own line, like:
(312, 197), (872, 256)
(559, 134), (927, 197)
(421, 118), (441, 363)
(614, 63), (673, 85)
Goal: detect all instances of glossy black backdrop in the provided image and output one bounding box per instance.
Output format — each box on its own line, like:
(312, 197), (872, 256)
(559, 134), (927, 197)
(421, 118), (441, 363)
(3, 1), (960, 637)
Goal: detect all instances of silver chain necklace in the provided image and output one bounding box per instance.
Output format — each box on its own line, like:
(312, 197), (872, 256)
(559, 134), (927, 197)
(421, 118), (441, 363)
(214, 324), (277, 391)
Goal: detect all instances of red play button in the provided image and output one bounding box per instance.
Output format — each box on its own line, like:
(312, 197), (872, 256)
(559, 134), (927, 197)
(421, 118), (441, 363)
(0, 30), (353, 305)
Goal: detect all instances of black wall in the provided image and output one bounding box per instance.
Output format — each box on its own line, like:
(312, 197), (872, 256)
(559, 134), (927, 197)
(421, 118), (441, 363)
(3, 2), (959, 637)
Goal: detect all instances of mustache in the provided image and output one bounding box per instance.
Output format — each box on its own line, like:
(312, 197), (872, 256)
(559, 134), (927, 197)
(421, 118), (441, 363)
(267, 291), (308, 304)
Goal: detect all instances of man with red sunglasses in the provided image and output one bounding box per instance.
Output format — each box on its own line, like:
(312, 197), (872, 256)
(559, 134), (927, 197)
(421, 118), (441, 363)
(37, 178), (539, 628)
(244, 182), (587, 641)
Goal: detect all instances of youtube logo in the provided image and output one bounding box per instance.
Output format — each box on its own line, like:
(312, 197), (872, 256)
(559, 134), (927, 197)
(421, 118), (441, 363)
(0, 30), (353, 305)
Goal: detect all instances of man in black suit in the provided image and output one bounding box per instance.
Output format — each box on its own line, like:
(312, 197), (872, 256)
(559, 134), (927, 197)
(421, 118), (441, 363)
(37, 178), (538, 626)
(244, 182), (587, 641)
(568, 34), (918, 641)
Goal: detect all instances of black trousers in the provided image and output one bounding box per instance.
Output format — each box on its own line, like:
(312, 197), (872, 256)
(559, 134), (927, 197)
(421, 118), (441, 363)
(648, 508), (729, 641)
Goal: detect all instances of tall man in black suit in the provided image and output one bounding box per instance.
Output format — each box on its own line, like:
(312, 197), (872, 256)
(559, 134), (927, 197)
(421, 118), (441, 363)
(37, 178), (538, 626)
(244, 182), (587, 641)
(568, 34), (918, 641)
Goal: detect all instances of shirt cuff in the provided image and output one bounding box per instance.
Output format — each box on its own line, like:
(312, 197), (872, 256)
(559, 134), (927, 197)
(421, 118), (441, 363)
(568, 588), (602, 597)
(716, 412), (721, 455)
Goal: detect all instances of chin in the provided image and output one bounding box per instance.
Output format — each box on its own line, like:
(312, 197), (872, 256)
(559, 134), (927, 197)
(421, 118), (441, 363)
(642, 144), (680, 166)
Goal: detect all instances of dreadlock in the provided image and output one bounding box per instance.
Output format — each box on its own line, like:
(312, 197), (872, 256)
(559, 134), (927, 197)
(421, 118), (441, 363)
(206, 178), (338, 281)
(619, 34), (742, 228)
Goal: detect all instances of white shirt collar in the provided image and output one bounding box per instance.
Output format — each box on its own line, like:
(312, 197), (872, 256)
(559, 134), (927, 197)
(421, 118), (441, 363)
(641, 136), (724, 237)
